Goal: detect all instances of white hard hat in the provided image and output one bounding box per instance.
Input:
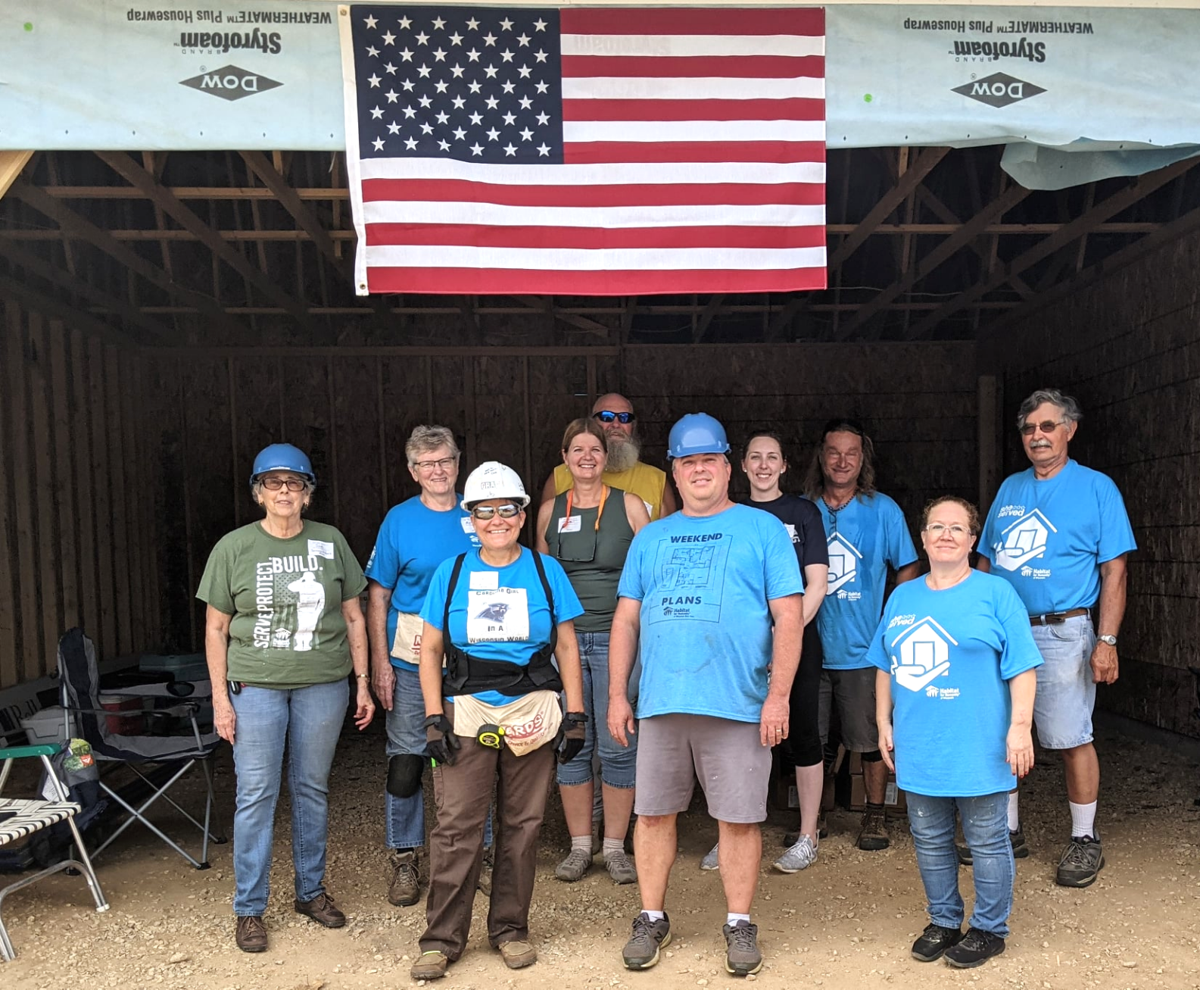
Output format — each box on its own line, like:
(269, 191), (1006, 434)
(461, 461), (530, 510)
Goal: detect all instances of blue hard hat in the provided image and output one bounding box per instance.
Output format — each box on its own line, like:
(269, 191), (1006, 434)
(667, 413), (730, 460)
(250, 443), (315, 485)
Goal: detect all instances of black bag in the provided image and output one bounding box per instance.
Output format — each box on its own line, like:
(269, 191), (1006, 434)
(30, 739), (109, 867)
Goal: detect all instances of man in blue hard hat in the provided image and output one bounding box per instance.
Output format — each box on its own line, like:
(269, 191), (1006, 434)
(607, 413), (804, 977)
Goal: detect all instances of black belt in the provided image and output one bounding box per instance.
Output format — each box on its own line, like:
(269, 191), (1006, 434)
(1029, 607), (1091, 627)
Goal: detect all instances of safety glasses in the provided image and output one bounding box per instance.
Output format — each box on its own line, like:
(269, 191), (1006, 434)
(260, 478), (307, 492)
(593, 410), (636, 424)
(470, 503), (522, 521)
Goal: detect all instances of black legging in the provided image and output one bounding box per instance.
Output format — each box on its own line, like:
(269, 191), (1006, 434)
(778, 620), (824, 769)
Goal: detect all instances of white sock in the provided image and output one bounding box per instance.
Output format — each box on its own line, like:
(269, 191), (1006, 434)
(642, 909), (665, 922)
(1007, 791), (1020, 832)
(727, 913), (751, 926)
(1069, 801), (1097, 839)
(571, 834), (593, 853)
(603, 838), (624, 859)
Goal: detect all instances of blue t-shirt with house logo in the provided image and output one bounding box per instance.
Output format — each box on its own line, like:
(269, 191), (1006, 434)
(618, 503), (803, 723)
(979, 459), (1136, 615)
(812, 493), (918, 670)
(867, 571), (1043, 797)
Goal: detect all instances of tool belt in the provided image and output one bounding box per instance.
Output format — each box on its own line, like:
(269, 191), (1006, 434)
(1029, 607), (1092, 627)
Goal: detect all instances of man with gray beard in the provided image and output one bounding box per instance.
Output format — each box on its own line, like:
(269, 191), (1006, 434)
(541, 393), (676, 521)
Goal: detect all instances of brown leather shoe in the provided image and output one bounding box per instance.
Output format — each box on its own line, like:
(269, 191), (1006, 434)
(388, 850), (421, 907)
(410, 950), (450, 980)
(498, 940), (538, 970)
(235, 915), (268, 953)
(294, 891), (346, 928)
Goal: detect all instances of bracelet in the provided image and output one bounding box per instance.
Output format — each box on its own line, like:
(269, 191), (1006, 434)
(356, 673), (369, 680)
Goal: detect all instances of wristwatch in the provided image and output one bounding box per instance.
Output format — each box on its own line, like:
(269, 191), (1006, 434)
(1098, 634), (1118, 647)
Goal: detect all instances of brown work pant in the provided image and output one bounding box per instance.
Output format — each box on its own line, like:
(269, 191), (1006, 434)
(419, 729), (556, 959)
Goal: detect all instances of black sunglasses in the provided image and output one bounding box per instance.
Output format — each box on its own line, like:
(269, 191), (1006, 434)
(594, 410), (636, 424)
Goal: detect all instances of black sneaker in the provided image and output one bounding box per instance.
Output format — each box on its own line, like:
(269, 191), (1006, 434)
(957, 829), (1029, 866)
(944, 928), (1006, 968)
(722, 920), (763, 976)
(622, 912), (671, 970)
(1056, 832), (1104, 888)
(910, 923), (964, 962)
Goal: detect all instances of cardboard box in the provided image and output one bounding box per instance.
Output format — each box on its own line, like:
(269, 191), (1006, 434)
(849, 772), (908, 818)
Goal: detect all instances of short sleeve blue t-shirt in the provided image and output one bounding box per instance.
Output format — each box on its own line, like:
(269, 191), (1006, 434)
(980, 460), (1136, 615)
(364, 495), (481, 672)
(867, 571), (1043, 797)
(421, 547), (583, 706)
(617, 503), (803, 723)
(813, 493), (919, 669)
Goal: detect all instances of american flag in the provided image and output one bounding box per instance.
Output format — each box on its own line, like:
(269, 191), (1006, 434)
(339, 5), (826, 296)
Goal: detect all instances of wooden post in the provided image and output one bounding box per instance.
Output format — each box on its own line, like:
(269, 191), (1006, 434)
(0, 152), (33, 199)
(977, 375), (1000, 514)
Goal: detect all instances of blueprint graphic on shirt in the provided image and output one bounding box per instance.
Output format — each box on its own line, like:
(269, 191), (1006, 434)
(647, 535), (732, 623)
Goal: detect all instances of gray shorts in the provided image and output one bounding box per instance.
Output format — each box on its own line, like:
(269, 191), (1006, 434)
(634, 714), (771, 824)
(818, 667), (880, 753)
(1030, 616), (1096, 749)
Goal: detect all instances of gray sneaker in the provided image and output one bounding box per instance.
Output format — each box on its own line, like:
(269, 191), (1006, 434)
(556, 846), (594, 882)
(1056, 832), (1104, 888)
(605, 848), (638, 885)
(723, 920), (763, 975)
(622, 912), (671, 970)
(773, 834), (818, 873)
(700, 842), (720, 871)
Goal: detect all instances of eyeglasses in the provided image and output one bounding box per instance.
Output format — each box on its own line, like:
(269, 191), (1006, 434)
(414, 456), (457, 472)
(924, 523), (970, 538)
(260, 478), (307, 492)
(470, 503), (522, 521)
(1020, 419), (1065, 436)
(594, 410), (636, 424)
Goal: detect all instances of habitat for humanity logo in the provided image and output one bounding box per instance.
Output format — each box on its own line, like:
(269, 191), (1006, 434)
(890, 617), (957, 692)
(825, 533), (863, 596)
(180, 65), (282, 101)
(953, 72), (1046, 108)
(993, 509), (1056, 571)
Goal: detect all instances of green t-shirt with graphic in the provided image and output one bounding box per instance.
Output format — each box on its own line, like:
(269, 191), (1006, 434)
(197, 520), (367, 689)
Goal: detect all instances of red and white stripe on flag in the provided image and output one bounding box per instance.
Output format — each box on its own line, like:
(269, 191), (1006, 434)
(343, 6), (827, 296)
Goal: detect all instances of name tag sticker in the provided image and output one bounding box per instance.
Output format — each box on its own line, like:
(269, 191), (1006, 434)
(308, 539), (335, 559)
(557, 515), (582, 534)
(460, 516), (475, 534)
(469, 570), (499, 590)
(467, 587), (530, 643)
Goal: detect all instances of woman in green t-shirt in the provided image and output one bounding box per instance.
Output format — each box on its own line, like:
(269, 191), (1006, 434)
(197, 443), (374, 954)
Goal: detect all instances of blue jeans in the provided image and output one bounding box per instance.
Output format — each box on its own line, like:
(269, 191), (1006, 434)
(385, 666), (492, 850)
(556, 632), (637, 788)
(907, 791), (1014, 937)
(230, 680), (348, 917)
(1030, 616), (1096, 749)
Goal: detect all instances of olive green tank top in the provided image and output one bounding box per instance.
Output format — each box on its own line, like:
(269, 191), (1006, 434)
(545, 486), (635, 633)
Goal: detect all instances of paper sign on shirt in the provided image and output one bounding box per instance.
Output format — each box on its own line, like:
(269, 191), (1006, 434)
(308, 539), (335, 559)
(557, 515), (582, 534)
(460, 516), (475, 535)
(469, 570), (499, 590)
(467, 587), (530, 643)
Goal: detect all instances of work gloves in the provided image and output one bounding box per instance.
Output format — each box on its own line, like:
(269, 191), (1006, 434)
(558, 711), (588, 764)
(424, 713), (461, 766)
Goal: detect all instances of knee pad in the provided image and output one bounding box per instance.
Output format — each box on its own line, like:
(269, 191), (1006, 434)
(860, 749), (884, 764)
(387, 754), (425, 798)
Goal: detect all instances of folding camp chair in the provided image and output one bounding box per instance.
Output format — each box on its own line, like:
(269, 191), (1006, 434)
(57, 628), (225, 870)
(0, 744), (109, 961)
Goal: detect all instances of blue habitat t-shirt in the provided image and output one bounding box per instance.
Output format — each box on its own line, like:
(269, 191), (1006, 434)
(867, 571), (1043, 798)
(364, 495), (481, 672)
(813, 493), (918, 670)
(980, 459), (1136, 615)
(617, 503), (803, 723)
(421, 547), (583, 707)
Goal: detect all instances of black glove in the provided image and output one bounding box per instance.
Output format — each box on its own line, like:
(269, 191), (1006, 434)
(558, 711), (588, 765)
(424, 714), (461, 766)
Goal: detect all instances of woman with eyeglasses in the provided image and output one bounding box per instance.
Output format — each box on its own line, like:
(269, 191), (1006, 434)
(198, 443), (374, 954)
(535, 418), (651, 885)
(411, 461), (586, 981)
(869, 496), (1042, 970)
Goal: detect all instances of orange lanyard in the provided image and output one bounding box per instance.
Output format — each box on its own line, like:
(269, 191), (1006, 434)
(565, 484), (609, 532)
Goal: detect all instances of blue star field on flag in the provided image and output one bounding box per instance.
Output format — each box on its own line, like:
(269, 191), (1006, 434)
(350, 5), (565, 164)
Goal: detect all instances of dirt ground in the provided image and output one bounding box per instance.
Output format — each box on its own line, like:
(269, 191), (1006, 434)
(4, 721), (1199, 990)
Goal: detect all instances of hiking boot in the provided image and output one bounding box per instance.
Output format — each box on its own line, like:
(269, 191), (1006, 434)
(783, 813), (827, 846)
(235, 915), (268, 953)
(700, 842), (720, 871)
(388, 849), (421, 907)
(622, 912), (672, 970)
(1056, 833), (1105, 888)
(294, 891), (345, 928)
(605, 848), (638, 885)
(478, 846), (493, 896)
(957, 829), (1029, 866)
(556, 846), (594, 882)
(944, 928), (1006, 968)
(723, 920), (763, 975)
(857, 808), (890, 851)
(498, 940), (538, 969)
(910, 923), (964, 962)
(410, 950), (449, 980)
(773, 834), (818, 873)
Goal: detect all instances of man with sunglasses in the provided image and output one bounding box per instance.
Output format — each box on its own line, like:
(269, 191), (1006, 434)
(978, 389), (1135, 889)
(541, 393), (677, 521)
